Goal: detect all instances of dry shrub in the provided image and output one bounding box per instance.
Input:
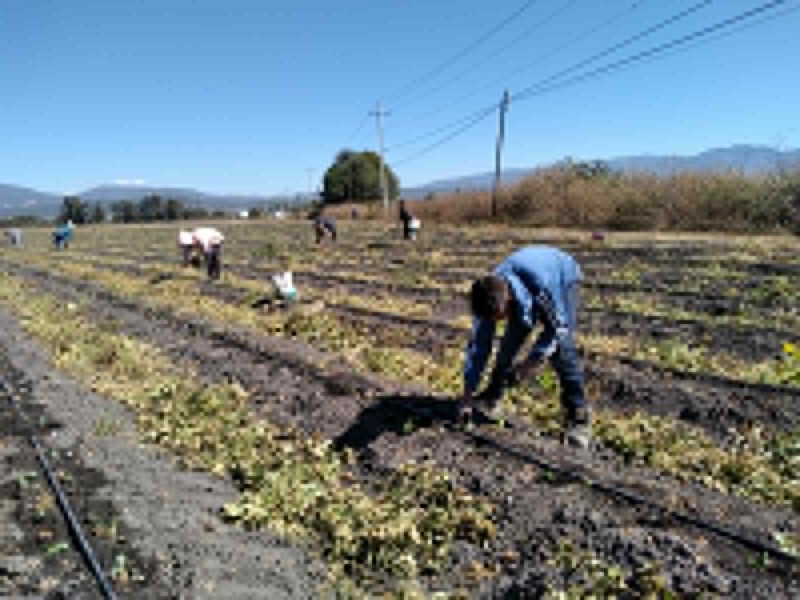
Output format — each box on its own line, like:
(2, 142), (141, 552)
(393, 166), (800, 233)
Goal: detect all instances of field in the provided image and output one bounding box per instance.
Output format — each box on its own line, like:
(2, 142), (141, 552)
(0, 220), (798, 598)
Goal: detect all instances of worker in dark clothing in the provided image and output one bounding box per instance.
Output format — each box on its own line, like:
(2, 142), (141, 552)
(460, 246), (591, 449)
(5, 228), (22, 247)
(314, 214), (337, 244)
(399, 200), (414, 240)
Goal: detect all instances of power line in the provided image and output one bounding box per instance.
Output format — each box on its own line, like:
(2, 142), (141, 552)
(389, 0), (698, 153)
(512, 0), (715, 99)
(343, 113), (370, 147)
(387, 102), (501, 152)
(391, 0), (577, 114)
(394, 1), (647, 130)
(514, 0), (791, 102)
(390, 0), (795, 167)
(386, 0), (544, 107)
(392, 104), (498, 166)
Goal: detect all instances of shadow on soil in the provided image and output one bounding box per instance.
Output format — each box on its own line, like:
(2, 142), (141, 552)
(332, 393), (496, 452)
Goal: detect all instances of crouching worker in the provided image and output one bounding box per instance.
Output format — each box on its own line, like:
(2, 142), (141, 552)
(192, 227), (225, 280)
(314, 214), (337, 244)
(398, 200), (420, 240)
(5, 228), (23, 247)
(178, 230), (196, 267)
(53, 221), (74, 250)
(460, 245), (591, 449)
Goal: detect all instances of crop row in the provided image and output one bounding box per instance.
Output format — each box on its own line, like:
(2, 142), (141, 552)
(3, 253), (797, 513)
(14, 250), (799, 390)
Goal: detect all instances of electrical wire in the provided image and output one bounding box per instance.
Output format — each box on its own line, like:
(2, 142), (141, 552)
(389, 0), (794, 167)
(508, 0), (715, 100)
(388, 0), (707, 156)
(388, 102), (500, 152)
(394, 1), (648, 127)
(391, 0), (577, 114)
(392, 104), (498, 166)
(513, 0), (791, 101)
(345, 114), (370, 145)
(385, 0), (544, 106)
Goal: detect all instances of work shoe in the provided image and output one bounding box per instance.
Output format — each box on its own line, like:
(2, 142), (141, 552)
(564, 407), (592, 450)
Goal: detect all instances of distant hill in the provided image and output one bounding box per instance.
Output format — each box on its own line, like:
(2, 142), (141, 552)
(79, 184), (277, 210)
(401, 168), (533, 199)
(400, 144), (800, 198)
(0, 183), (294, 219)
(4, 144), (800, 217)
(0, 184), (61, 218)
(606, 144), (800, 175)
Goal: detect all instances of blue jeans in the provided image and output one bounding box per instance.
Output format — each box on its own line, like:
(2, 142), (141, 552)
(486, 283), (586, 415)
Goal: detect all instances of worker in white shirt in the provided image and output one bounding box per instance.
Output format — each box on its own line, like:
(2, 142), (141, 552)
(191, 227), (225, 280)
(178, 230), (196, 267)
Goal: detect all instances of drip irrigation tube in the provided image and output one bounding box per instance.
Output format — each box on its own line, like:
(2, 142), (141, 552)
(0, 380), (118, 600)
(456, 424), (799, 565)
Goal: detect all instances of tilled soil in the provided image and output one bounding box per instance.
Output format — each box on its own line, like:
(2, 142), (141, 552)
(30, 252), (800, 365)
(7, 259), (800, 442)
(0, 378), (166, 599)
(2, 263), (797, 597)
(0, 312), (323, 599)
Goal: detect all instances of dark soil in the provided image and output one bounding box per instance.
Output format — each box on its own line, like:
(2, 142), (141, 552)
(0, 354), (169, 599)
(2, 262), (797, 598)
(0, 310), (322, 599)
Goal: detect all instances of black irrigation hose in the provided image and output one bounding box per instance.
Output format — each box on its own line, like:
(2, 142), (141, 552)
(0, 380), (119, 600)
(455, 424), (799, 565)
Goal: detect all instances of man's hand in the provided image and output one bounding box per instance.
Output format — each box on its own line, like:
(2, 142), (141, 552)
(458, 391), (474, 420)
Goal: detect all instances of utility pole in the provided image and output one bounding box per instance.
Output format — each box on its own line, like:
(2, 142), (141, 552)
(370, 101), (391, 219)
(492, 90), (510, 219)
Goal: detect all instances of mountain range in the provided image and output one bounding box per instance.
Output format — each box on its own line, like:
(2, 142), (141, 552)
(401, 144), (800, 198)
(3, 144), (799, 218)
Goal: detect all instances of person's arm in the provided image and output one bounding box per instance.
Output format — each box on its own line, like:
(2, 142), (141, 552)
(517, 290), (567, 376)
(463, 316), (496, 399)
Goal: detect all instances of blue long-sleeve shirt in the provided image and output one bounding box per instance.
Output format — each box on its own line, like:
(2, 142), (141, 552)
(54, 225), (73, 242)
(463, 246), (582, 394)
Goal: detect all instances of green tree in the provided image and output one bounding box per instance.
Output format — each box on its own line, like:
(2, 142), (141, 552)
(59, 196), (89, 224)
(111, 200), (138, 223)
(322, 149), (399, 204)
(91, 202), (106, 224)
(165, 198), (184, 220)
(139, 194), (164, 221)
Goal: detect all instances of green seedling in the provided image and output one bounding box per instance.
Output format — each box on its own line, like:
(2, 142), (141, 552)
(45, 542), (69, 556)
(111, 553), (130, 583)
(17, 471), (37, 488)
(773, 532), (799, 557)
(94, 416), (122, 436)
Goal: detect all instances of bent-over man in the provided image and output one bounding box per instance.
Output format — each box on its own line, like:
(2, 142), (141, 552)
(460, 245), (591, 449)
(192, 227), (225, 280)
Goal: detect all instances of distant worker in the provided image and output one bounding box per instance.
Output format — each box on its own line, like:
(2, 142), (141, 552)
(53, 221), (75, 250)
(351, 205), (359, 220)
(314, 213), (337, 244)
(5, 228), (22, 247)
(398, 200), (420, 240)
(192, 227), (225, 280)
(460, 246), (591, 449)
(178, 230), (195, 267)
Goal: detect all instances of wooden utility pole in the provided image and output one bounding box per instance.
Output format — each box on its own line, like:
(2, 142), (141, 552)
(492, 90), (510, 219)
(370, 101), (391, 219)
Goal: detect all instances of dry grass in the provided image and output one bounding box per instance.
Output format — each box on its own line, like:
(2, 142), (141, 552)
(321, 167), (800, 234)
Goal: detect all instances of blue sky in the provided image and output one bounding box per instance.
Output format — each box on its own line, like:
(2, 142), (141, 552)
(1, 0), (799, 195)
